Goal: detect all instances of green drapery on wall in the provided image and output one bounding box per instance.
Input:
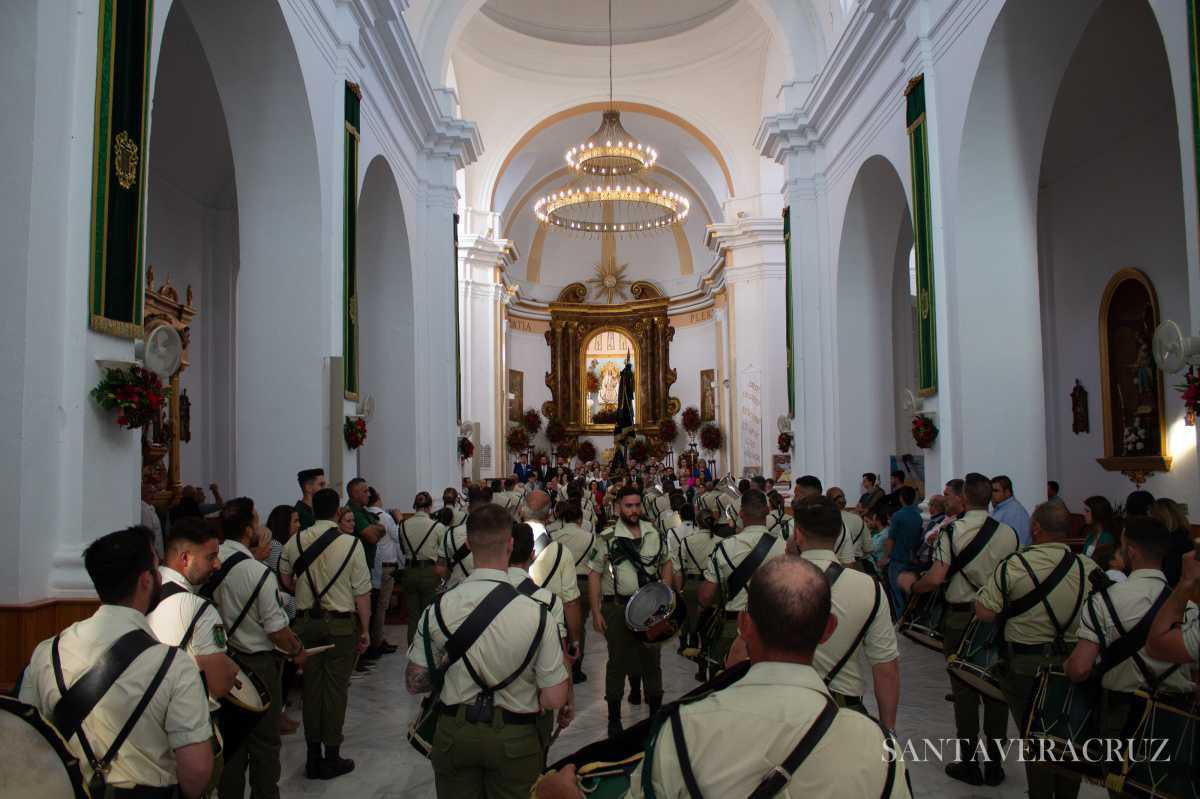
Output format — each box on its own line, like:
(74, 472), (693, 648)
(1189, 2), (1200, 252)
(783, 206), (794, 417)
(343, 82), (361, 400)
(905, 74), (938, 396)
(453, 213), (462, 425)
(88, 0), (154, 339)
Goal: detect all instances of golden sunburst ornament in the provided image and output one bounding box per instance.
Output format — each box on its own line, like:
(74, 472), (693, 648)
(588, 256), (632, 303)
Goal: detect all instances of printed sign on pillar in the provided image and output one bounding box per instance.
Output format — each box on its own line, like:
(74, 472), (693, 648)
(739, 367), (763, 477)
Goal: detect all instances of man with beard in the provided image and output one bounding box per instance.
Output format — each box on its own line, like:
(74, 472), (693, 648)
(19, 526), (214, 797)
(587, 485), (674, 738)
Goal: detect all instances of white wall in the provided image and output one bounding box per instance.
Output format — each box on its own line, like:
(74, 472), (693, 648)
(1038, 0), (1195, 510)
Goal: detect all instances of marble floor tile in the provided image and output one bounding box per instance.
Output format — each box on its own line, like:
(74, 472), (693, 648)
(268, 624), (1106, 798)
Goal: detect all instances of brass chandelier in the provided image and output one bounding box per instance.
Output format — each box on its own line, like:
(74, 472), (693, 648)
(534, 0), (688, 237)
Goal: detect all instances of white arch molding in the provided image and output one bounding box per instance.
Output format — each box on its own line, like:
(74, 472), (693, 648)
(834, 155), (914, 488)
(357, 156), (418, 504)
(147, 0), (325, 505)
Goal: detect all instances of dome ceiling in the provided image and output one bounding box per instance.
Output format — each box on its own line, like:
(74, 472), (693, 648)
(478, 0), (737, 47)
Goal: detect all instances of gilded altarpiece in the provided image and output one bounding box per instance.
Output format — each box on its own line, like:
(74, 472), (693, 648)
(542, 284), (680, 437)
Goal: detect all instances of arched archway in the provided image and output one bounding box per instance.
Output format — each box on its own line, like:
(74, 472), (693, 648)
(956, 0), (1188, 506)
(835, 155), (914, 485)
(357, 156), (417, 503)
(147, 0), (324, 504)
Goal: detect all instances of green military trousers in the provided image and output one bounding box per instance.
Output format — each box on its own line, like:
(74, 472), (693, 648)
(575, 575), (590, 661)
(293, 611), (358, 746)
(403, 564), (440, 646)
(218, 650), (282, 799)
(602, 598), (662, 703)
(999, 649), (1081, 799)
(432, 706), (544, 799)
(942, 610), (1008, 764)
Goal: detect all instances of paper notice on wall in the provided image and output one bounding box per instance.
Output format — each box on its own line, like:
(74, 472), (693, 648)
(480, 444), (492, 469)
(740, 368), (762, 476)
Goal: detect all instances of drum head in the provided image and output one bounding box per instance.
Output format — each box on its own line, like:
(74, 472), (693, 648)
(625, 582), (675, 632)
(0, 696), (89, 799)
(226, 668), (270, 713)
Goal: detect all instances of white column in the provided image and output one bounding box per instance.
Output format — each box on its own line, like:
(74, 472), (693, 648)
(707, 217), (787, 478)
(458, 228), (516, 479)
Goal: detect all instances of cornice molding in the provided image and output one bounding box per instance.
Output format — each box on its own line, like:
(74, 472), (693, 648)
(704, 216), (785, 252)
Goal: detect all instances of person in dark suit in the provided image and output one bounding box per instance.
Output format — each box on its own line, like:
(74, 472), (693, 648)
(535, 455), (552, 484)
(514, 453), (533, 484)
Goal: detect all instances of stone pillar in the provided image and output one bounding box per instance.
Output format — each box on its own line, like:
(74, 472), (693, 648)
(706, 217), (788, 478)
(458, 226), (516, 479)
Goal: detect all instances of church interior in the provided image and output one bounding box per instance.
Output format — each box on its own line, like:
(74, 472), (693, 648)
(5, 0), (1200, 797)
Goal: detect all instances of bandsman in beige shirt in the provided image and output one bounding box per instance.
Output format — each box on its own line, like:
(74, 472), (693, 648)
(536, 556), (911, 799)
(400, 491), (447, 644)
(671, 506), (719, 680)
(278, 488), (372, 780)
(699, 490), (786, 664)
(20, 526), (213, 798)
(406, 504), (569, 799)
(550, 500), (601, 683)
(976, 501), (1096, 793)
(522, 491), (583, 670)
(907, 473), (1018, 787)
(786, 496), (898, 728)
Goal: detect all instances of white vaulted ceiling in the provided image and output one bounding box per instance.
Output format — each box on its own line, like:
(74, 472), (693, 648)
(479, 0), (738, 47)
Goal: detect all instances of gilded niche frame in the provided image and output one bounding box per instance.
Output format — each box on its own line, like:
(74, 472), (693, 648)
(542, 294), (679, 435)
(1096, 268), (1170, 484)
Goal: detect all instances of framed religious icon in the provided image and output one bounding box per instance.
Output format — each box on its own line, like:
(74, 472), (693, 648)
(1097, 269), (1170, 484)
(508, 370), (524, 423)
(584, 329), (636, 426)
(700, 369), (716, 421)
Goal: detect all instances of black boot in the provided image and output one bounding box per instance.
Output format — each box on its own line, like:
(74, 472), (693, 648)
(945, 759), (983, 786)
(572, 661), (587, 684)
(320, 745), (355, 780)
(606, 700), (623, 739)
(628, 676), (642, 705)
(304, 742), (323, 779)
(647, 695), (663, 720)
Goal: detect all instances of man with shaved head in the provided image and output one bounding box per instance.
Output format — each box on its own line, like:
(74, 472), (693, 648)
(537, 555), (910, 798)
(521, 490), (583, 672)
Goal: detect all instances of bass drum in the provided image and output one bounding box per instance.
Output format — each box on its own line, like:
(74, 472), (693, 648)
(218, 665), (271, 759)
(0, 695), (89, 799)
(624, 582), (687, 645)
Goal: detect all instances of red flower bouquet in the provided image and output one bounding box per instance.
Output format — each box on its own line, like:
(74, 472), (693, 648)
(1178, 368), (1200, 425)
(658, 417), (678, 442)
(699, 423), (723, 453)
(458, 437), (475, 460)
(778, 432), (793, 453)
(577, 440), (597, 463)
(92, 366), (169, 430)
(911, 414), (938, 449)
(506, 426), (530, 452)
(344, 416), (367, 449)
(681, 406), (702, 434)
(523, 409), (543, 435)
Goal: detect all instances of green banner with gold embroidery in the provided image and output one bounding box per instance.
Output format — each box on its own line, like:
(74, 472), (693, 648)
(783, 206), (794, 417)
(88, 0), (153, 339)
(905, 74), (938, 396)
(1189, 2), (1200, 253)
(343, 82), (361, 400)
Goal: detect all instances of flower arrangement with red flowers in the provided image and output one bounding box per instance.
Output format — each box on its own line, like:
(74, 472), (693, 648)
(629, 439), (649, 463)
(545, 419), (567, 445)
(911, 414), (939, 449)
(458, 437), (475, 461)
(586, 372), (600, 394)
(577, 440), (597, 463)
(592, 408), (618, 424)
(92, 366), (170, 430)
(658, 417), (678, 442)
(344, 416), (367, 449)
(555, 440), (576, 461)
(506, 426), (530, 452)
(778, 432), (793, 453)
(699, 423), (723, 453)
(681, 406), (702, 434)
(522, 409), (542, 435)
(1178, 368), (1200, 425)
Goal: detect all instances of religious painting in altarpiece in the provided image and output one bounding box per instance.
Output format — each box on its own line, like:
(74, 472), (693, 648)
(1097, 268), (1171, 484)
(508, 369), (524, 424)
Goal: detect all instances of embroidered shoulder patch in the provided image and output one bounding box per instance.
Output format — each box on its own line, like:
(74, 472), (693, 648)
(213, 624), (227, 649)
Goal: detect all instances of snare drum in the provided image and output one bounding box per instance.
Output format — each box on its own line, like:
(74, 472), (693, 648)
(624, 581), (687, 645)
(0, 695), (89, 799)
(218, 666), (271, 758)
(896, 589), (946, 652)
(946, 618), (1004, 702)
(407, 696), (441, 759)
(1113, 691), (1200, 799)
(1024, 668), (1109, 785)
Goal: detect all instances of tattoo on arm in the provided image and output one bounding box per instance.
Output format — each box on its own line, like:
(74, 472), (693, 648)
(406, 662), (433, 694)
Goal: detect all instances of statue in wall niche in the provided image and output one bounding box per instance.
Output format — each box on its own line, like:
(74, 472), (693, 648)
(179, 389), (191, 443)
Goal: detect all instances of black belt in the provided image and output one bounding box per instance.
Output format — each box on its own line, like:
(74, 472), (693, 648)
(110, 787), (179, 798)
(601, 595), (630, 605)
(1009, 642), (1059, 655)
(440, 704), (539, 725)
(410, 559), (436, 567)
(382, 562), (399, 568)
(947, 602), (974, 612)
(296, 609), (354, 619)
(723, 611), (740, 621)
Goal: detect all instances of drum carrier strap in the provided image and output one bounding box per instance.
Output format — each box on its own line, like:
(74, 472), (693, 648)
(296, 530), (360, 620)
(534, 540), (565, 589)
(683, 536), (705, 576)
(822, 562), (883, 686)
(945, 517), (1002, 591)
(1092, 581), (1178, 689)
(610, 535), (661, 597)
(721, 533), (778, 607)
(998, 549), (1084, 653)
(572, 532), (597, 568)
(446, 524), (471, 578)
(153, 582), (213, 650)
(401, 518), (441, 563)
(433, 581), (548, 723)
(199, 550), (271, 639)
(51, 630), (178, 797)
